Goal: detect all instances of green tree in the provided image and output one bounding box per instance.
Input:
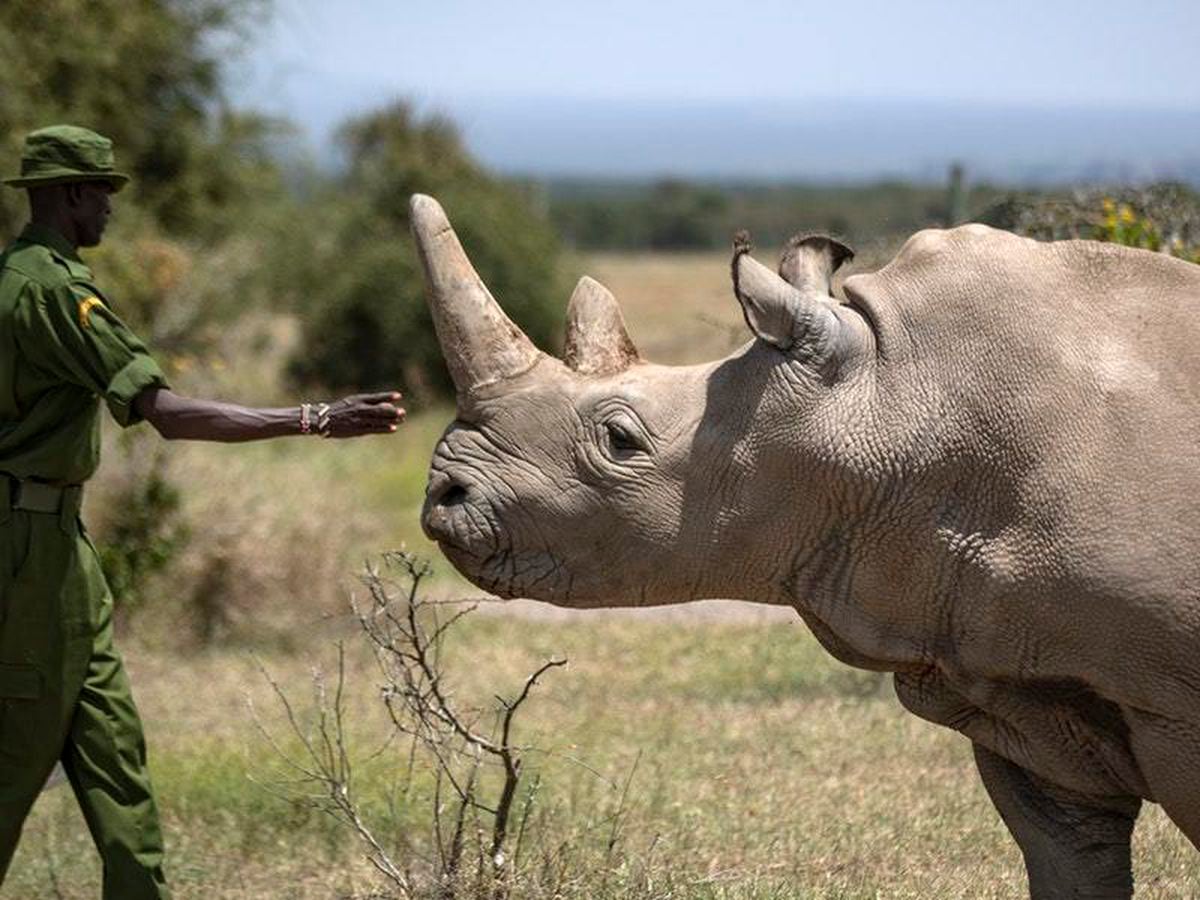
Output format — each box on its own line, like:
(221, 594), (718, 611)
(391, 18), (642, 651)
(0, 0), (292, 622)
(288, 102), (570, 398)
(644, 179), (728, 249)
(0, 0), (277, 239)
(0, 0), (295, 349)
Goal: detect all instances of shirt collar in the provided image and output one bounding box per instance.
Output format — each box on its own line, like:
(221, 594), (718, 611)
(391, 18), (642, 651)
(18, 222), (82, 263)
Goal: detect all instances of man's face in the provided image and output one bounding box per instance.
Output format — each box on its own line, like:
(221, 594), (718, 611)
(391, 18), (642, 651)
(69, 181), (113, 247)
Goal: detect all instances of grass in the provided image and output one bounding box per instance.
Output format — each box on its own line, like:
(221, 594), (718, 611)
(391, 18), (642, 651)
(6, 250), (1199, 897)
(10, 611), (1198, 897)
(584, 252), (750, 365)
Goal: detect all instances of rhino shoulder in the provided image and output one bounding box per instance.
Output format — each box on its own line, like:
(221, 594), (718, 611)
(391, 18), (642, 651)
(890, 223), (1036, 269)
(840, 225), (1043, 355)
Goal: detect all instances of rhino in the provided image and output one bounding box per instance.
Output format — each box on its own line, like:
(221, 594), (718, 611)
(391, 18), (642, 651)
(410, 193), (1200, 898)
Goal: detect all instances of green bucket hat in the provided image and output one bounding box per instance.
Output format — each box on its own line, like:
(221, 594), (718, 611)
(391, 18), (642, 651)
(3, 125), (130, 192)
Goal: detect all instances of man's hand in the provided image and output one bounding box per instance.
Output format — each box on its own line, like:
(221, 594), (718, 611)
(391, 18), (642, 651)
(319, 392), (406, 438)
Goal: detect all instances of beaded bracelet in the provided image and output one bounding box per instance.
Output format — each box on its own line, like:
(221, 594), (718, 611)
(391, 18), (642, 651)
(300, 401), (334, 437)
(315, 402), (332, 438)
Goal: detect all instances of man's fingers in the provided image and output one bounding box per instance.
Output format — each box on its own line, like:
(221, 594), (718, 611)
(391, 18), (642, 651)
(351, 390), (404, 405)
(334, 408), (407, 437)
(373, 410), (405, 432)
(358, 401), (405, 420)
(344, 421), (401, 437)
(367, 408), (405, 422)
(373, 408), (406, 430)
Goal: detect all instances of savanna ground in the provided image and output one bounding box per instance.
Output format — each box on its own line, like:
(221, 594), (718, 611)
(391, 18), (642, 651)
(7, 251), (1199, 898)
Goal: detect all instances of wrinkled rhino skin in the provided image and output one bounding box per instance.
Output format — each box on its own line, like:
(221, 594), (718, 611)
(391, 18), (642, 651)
(411, 193), (1200, 898)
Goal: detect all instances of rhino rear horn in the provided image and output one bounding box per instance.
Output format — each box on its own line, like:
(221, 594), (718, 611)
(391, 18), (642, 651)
(778, 234), (855, 297)
(731, 231), (840, 355)
(409, 194), (543, 395)
(563, 276), (641, 375)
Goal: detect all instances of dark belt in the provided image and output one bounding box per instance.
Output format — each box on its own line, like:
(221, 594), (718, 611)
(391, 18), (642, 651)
(1, 474), (83, 516)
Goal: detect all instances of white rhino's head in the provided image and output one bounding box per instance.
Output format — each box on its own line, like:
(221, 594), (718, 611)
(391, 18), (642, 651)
(414, 194), (875, 607)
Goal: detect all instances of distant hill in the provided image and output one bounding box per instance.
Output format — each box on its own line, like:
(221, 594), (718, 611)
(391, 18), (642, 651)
(268, 88), (1200, 186)
(455, 97), (1200, 185)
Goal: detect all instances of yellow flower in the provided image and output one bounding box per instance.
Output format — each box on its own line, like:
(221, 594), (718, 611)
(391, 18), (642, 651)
(1118, 205), (1135, 225)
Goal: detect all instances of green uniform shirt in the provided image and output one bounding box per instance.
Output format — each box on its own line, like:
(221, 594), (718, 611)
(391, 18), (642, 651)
(0, 223), (167, 484)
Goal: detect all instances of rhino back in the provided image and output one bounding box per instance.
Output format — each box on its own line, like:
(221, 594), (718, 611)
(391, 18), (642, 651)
(839, 226), (1200, 709)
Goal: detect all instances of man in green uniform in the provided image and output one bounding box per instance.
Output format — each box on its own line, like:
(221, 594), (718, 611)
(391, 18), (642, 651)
(0, 125), (405, 898)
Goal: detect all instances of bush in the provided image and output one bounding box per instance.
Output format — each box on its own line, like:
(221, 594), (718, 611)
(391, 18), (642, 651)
(0, 0), (278, 241)
(287, 103), (571, 400)
(980, 182), (1200, 263)
(91, 436), (188, 619)
(546, 177), (1013, 251)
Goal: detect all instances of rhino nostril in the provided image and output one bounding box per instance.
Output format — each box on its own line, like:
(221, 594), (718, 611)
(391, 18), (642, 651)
(440, 483), (468, 507)
(429, 473), (471, 510)
(424, 476), (476, 546)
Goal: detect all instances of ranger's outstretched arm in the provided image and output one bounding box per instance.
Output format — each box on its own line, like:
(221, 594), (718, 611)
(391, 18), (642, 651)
(133, 387), (405, 442)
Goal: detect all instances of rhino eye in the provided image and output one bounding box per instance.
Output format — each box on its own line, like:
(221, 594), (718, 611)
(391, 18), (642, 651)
(603, 418), (650, 459)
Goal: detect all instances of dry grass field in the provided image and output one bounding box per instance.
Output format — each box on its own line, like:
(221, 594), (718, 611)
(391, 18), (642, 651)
(11, 615), (1198, 899)
(6, 250), (1199, 898)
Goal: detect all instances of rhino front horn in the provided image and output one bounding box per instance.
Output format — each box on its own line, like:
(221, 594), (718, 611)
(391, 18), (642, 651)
(410, 194), (543, 394)
(563, 276), (641, 375)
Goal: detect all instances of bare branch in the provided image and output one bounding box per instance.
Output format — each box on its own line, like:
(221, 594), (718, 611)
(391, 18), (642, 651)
(254, 552), (571, 897)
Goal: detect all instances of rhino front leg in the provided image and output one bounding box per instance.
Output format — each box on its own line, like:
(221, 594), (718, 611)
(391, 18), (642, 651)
(972, 743), (1140, 899)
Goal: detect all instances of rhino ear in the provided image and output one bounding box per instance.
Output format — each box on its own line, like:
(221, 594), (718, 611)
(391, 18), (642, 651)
(563, 276), (641, 375)
(778, 234), (854, 296)
(731, 231), (840, 355)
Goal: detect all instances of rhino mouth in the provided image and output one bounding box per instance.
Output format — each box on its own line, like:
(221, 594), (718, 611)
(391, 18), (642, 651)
(422, 471), (570, 600)
(436, 543), (569, 600)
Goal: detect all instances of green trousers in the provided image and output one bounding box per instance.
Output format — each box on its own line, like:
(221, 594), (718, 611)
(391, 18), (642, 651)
(0, 497), (169, 898)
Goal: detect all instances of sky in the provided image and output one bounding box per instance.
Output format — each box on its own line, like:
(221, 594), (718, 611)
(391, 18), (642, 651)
(232, 1), (1200, 181)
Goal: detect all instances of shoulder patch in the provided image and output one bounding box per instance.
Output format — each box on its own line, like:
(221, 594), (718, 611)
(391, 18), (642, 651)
(77, 296), (105, 329)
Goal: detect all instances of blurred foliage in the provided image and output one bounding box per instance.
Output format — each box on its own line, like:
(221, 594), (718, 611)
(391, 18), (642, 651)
(0, 0), (294, 619)
(87, 208), (287, 362)
(979, 182), (1200, 262)
(0, 3), (576, 629)
(643, 180), (730, 249)
(0, 0), (293, 354)
(286, 102), (571, 398)
(0, 0), (282, 240)
(95, 442), (189, 618)
(545, 176), (1011, 250)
